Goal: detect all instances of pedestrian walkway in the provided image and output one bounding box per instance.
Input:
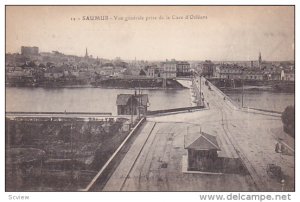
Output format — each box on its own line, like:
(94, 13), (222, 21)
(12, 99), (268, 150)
(103, 122), (156, 191)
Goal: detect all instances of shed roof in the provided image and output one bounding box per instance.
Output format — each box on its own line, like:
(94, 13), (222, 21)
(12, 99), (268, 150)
(185, 132), (220, 151)
(116, 94), (149, 106)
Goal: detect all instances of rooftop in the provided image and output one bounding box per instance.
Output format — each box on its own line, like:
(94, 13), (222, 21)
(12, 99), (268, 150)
(185, 131), (221, 151)
(116, 94), (149, 106)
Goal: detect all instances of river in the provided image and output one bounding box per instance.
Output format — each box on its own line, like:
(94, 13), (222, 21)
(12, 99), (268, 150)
(6, 83), (294, 115)
(6, 87), (192, 115)
(223, 90), (294, 112)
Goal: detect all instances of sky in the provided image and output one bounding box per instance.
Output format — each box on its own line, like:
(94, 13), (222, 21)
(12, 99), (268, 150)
(6, 6), (294, 61)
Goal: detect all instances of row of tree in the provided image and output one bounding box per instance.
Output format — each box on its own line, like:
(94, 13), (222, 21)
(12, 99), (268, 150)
(281, 105), (295, 138)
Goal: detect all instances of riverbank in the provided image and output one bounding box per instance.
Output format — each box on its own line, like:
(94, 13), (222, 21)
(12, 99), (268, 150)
(92, 78), (186, 89)
(208, 78), (294, 93)
(175, 79), (197, 107)
(6, 78), (186, 89)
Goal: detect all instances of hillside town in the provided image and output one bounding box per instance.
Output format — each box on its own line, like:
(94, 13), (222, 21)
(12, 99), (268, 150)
(6, 46), (295, 88)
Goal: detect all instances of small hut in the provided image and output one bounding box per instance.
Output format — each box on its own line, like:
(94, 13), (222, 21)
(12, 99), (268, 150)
(116, 93), (149, 116)
(185, 132), (221, 171)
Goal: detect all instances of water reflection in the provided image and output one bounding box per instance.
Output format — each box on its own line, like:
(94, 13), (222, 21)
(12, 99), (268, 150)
(6, 87), (192, 115)
(6, 87), (294, 114)
(224, 90), (294, 112)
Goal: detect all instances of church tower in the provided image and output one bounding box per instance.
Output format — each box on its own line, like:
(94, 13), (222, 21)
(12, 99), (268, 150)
(85, 48), (89, 59)
(258, 52), (262, 68)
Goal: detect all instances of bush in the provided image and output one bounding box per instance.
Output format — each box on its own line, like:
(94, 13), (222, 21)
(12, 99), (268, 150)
(281, 105), (295, 137)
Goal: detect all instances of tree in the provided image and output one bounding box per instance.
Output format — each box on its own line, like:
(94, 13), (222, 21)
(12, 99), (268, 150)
(281, 105), (295, 137)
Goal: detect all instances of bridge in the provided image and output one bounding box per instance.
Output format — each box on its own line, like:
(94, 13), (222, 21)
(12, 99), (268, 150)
(95, 76), (294, 191)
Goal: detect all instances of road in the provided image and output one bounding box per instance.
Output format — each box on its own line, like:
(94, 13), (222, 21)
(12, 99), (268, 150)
(102, 77), (294, 191)
(198, 77), (294, 191)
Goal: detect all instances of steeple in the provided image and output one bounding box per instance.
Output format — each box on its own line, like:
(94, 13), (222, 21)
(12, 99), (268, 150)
(258, 51), (262, 69)
(85, 48), (89, 58)
(258, 52), (262, 64)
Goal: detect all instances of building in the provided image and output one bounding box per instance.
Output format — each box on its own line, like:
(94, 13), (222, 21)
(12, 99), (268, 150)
(70, 70), (80, 77)
(243, 70), (264, 80)
(100, 63), (115, 76)
(215, 64), (244, 79)
(176, 61), (191, 76)
(21, 46), (39, 56)
(116, 93), (149, 116)
(78, 70), (92, 80)
(265, 70), (282, 80)
(143, 65), (160, 78)
(185, 132), (221, 171)
(5, 67), (34, 84)
(214, 62), (287, 81)
(44, 67), (64, 79)
(200, 60), (214, 78)
(162, 61), (177, 78)
(283, 69), (295, 81)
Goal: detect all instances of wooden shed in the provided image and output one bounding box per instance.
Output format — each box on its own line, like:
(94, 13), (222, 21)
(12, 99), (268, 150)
(116, 94), (149, 116)
(185, 132), (221, 171)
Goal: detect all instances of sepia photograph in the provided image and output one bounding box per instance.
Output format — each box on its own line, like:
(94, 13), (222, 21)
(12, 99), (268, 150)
(5, 5), (295, 193)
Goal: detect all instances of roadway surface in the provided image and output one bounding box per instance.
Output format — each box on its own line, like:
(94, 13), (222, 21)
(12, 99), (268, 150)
(102, 77), (294, 191)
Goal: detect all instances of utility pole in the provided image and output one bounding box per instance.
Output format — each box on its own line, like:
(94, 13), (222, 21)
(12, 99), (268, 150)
(70, 123), (74, 182)
(138, 87), (141, 119)
(184, 126), (188, 149)
(131, 94), (133, 127)
(242, 79), (244, 108)
(199, 74), (202, 106)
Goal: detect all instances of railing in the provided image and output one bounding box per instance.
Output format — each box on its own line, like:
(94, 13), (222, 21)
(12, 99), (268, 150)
(191, 77), (202, 106)
(81, 117), (146, 191)
(6, 111), (112, 115)
(147, 106), (204, 115)
(247, 107), (282, 115)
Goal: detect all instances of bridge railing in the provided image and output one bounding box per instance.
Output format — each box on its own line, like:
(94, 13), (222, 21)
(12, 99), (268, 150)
(6, 111), (112, 115)
(191, 78), (203, 106)
(147, 106), (204, 115)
